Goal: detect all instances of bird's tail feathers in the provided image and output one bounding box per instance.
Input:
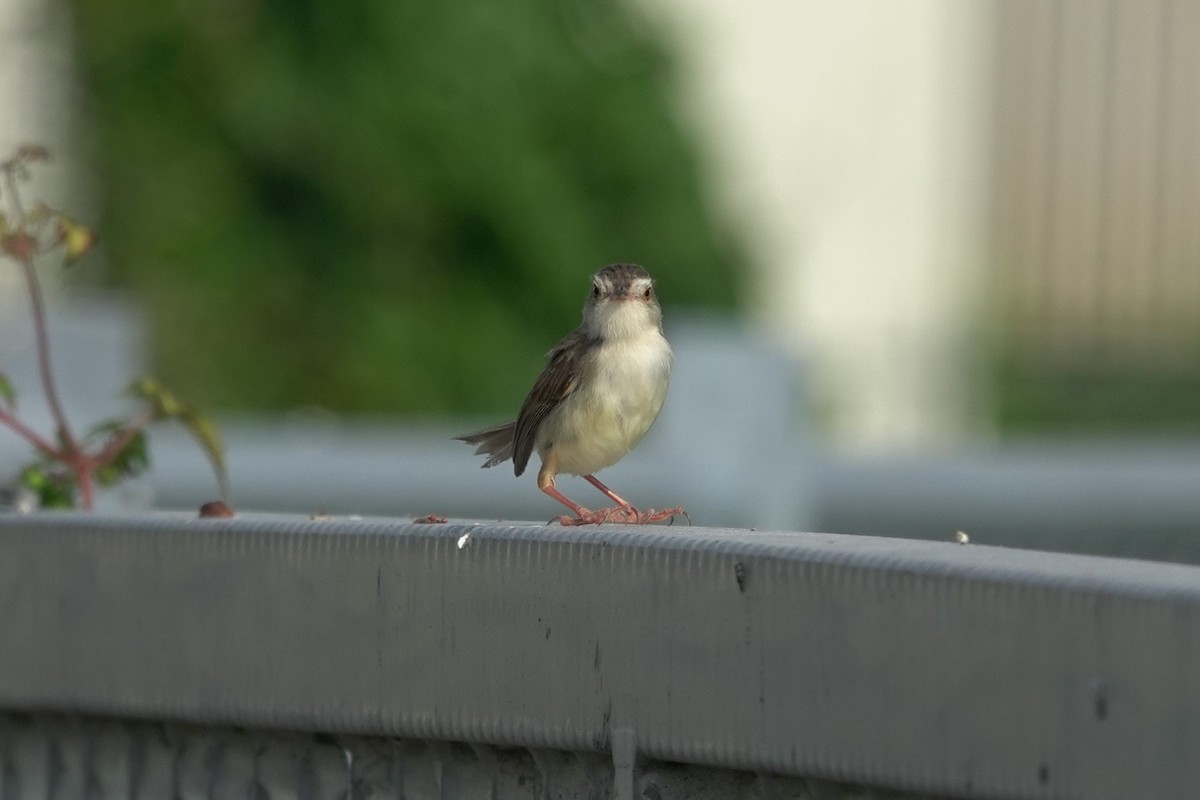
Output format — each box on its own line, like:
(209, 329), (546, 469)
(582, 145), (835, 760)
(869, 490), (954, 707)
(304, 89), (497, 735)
(455, 422), (516, 469)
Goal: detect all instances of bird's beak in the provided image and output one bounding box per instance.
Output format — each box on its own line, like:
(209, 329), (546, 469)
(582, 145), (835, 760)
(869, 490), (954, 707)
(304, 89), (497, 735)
(610, 285), (631, 300)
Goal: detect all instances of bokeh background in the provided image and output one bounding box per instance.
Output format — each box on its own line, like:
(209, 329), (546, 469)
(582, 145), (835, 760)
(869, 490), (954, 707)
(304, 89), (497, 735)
(2, 0), (1198, 553)
(19, 0), (743, 414)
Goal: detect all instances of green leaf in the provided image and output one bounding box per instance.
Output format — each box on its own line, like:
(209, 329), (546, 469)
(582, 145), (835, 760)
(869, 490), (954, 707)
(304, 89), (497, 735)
(0, 372), (14, 409)
(18, 464), (76, 509)
(111, 428), (150, 476)
(88, 420), (150, 487)
(93, 461), (121, 488)
(55, 215), (99, 266)
(127, 377), (185, 418)
(127, 377), (227, 497)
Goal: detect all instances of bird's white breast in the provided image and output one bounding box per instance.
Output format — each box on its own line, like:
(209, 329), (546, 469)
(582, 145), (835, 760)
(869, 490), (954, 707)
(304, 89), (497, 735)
(538, 327), (672, 476)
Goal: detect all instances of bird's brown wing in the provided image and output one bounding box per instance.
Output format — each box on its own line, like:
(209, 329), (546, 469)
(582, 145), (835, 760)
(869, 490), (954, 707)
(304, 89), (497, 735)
(511, 330), (588, 476)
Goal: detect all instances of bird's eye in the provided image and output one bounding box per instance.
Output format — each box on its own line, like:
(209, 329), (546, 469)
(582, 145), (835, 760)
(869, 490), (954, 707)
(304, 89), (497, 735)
(643, 287), (652, 299)
(592, 285), (601, 298)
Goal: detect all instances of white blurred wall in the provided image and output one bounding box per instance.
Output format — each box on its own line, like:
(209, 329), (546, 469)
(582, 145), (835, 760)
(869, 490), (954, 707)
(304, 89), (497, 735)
(635, 0), (994, 449)
(0, 0), (87, 301)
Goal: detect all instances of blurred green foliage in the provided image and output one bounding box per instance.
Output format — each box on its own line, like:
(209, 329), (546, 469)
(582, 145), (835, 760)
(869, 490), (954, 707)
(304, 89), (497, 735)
(994, 355), (1200, 434)
(68, 0), (740, 415)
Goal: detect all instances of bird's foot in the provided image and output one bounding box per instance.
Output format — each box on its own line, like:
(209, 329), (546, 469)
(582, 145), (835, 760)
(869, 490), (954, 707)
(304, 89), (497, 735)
(551, 506), (634, 526)
(551, 505), (689, 526)
(633, 506), (690, 526)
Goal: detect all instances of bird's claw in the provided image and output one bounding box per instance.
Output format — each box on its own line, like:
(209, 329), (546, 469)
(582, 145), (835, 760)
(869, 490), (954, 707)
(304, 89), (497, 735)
(550, 505), (689, 527)
(551, 506), (630, 526)
(639, 506), (690, 526)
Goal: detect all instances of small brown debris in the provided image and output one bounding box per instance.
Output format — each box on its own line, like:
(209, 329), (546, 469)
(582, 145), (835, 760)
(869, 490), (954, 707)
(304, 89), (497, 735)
(199, 500), (235, 518)
(413, 514), (447, 524)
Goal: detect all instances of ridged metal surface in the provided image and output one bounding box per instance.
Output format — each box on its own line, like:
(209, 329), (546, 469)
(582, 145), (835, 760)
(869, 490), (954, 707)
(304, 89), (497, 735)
(1, 513), (1199, 799)
(0, 712), (922, 799)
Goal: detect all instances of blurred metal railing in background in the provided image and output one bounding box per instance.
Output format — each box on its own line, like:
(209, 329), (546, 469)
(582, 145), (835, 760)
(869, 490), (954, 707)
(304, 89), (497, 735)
(2, 513), (1200, 799)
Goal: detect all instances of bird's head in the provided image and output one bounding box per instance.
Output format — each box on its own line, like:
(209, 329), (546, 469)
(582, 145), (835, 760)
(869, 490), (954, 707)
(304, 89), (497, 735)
(582, 263), (662, 340)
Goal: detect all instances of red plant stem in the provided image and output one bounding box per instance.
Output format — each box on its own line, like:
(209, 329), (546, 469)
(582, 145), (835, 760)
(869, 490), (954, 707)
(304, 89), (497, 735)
(15, 254), (78, 454)
(14, 253), (93, 508)
(5, 160), (95, 510)
(0, 405), (62, 458)
(76, 465), (95, 509)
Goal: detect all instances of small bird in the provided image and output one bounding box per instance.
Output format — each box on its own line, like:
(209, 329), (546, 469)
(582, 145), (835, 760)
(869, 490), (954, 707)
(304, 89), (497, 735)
(457, 263), (686, 526)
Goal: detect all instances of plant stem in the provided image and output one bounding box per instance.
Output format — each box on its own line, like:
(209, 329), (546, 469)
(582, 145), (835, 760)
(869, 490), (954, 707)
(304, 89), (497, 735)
(3, 154), (97, 510)
(16, 256), (93, 508)
(15, 254), (79, 456)
(76, 465), (94, 509)
(0, 405), (62, 458)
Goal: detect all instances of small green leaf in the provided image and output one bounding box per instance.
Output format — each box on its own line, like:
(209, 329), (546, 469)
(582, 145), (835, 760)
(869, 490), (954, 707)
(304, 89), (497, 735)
(111, 428), (150, 476)
(127, 377), (227, 498)
(94, 462), (120, 488)
(127, 377), (184, 419)
(19, 464), (76, 509)
(55, 215), (98, 265)
(0, 372), (15, 409)
(88, 420), (150, 487)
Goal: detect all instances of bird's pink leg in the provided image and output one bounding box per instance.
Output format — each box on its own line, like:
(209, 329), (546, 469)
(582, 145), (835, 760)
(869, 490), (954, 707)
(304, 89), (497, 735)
(583, 474), (689, 525)
(583, 474), (637, 513)
(540, 483), (630, 526)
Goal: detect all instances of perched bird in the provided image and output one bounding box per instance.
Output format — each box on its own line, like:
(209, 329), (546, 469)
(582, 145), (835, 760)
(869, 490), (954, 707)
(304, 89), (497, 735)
(457, 263), (686, 526)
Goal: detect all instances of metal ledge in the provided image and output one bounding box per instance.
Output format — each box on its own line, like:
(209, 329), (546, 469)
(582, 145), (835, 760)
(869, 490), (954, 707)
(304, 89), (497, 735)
(1, 513), (1199, 799)
(0, 712), (920, 800)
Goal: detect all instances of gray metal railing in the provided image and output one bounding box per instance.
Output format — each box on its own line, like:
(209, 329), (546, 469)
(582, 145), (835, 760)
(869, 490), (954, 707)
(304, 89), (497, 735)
(0, 712), (919, 800)
(2, 513), (1199, 799)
